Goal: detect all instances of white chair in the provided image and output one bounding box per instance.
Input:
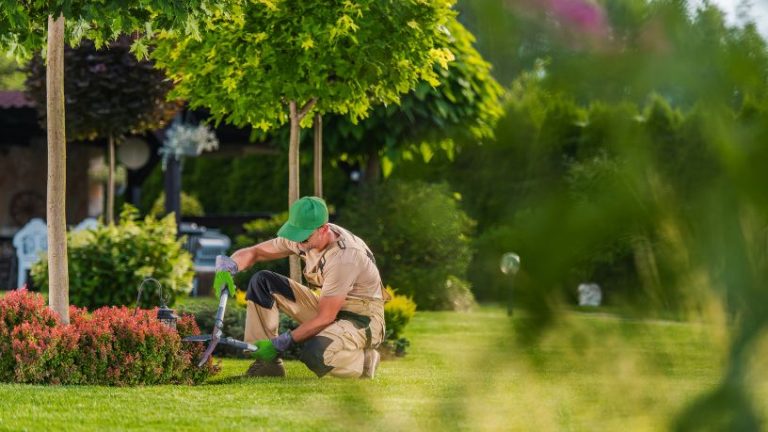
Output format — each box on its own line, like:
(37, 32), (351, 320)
(12, 218), (48, 289)
(191, 231), (231, 296)
(73, 217), (99, 232)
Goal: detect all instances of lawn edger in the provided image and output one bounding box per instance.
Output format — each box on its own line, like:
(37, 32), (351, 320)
(183, 262), (258, 366)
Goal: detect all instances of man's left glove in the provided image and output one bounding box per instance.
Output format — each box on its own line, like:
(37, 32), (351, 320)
(253, 331), (294, 362)
(213, 270), (236, 299)
(213, 255), (238, 298)
(215, 255), (238, 275)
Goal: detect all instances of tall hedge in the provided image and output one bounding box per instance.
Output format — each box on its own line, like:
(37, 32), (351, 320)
(339, 180), (475, 310)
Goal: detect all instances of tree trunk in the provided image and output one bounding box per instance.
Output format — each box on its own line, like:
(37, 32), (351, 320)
(288, 101), (302, 282)
(46, 14), (69, 324)
(364, 150), (381, 184)
(106, 134), (115, 224)
(313, 113), (323, 197)
(632, 235), (663, 307)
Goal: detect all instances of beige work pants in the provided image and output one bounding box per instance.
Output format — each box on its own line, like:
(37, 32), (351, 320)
(245, 274), (385, 378)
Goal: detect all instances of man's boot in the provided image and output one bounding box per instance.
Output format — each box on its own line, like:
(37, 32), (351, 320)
(246, 358), (286, 377)
(361, 349), (380, 379)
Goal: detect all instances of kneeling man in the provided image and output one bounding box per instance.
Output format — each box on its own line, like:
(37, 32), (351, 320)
(215, 196), (387, 378)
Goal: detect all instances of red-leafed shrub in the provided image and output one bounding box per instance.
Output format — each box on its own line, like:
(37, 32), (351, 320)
(0, 290), (217, 386)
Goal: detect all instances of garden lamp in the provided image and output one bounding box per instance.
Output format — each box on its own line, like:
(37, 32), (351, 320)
(137, 278), (178, 330)
(157, 302), (178, 330)
(156, 284), (178, 330)
(499, 252), (520, 316)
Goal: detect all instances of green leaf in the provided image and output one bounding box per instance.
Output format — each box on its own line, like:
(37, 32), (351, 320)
(129, 38), (149, 60)
(382, 155), (394, 178)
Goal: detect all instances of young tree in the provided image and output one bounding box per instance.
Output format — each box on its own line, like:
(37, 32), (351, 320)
(24, 37), (180, 224)
(323, 17), (505, 181)
(153, 0), (456, 280)
(0, 1), (215, 323)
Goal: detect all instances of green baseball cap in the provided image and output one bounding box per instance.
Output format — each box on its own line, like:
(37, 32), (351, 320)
(277, 196), (329, 242)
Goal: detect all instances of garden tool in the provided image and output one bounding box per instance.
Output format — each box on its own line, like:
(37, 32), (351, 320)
(183, 271), (259, 367)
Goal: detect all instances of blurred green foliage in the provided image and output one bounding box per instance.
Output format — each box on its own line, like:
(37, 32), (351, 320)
(232, 212), (290, 283)
(139, 151), (350, 216)
(339, 180), (476, 310)
(30, 206), (194, 308)
(436, 0), (768, 428)
(0, 55), (24, 90)
(149, 191), (205, 218)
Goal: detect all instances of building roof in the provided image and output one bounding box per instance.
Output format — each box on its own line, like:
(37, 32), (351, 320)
(0, 91), (34, 109)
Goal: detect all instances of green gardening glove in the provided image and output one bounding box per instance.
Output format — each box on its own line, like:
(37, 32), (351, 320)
(253, 339), (278, 361)
(253, 332), (293, 362)
(213, 270), (236, 299)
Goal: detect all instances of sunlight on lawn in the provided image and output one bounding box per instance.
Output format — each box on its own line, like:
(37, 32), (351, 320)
(0, 307), (763, 431)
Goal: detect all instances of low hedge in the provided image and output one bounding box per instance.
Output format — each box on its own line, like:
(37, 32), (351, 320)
(0, 290), (217, 385)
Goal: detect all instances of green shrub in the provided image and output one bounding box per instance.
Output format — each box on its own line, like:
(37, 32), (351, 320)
(339, 180), (476, 310)
(383, 287), (416, 340)
(149, 191), (206, 217)
(31, 205), (194, 309)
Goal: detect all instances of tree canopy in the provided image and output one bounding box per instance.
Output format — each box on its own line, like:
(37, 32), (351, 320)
(24, 37), (178, 141)
(152, 0), (457, 129)
(322, 16), (504, 177)
(0, 0), (210, 59)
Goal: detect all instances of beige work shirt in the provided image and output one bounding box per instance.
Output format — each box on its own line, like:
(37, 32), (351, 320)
(268, 224), (384, 300)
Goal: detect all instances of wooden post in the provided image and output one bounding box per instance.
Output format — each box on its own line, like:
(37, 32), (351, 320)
(313, 114), (322, 198)
(288, 101), (302, 282)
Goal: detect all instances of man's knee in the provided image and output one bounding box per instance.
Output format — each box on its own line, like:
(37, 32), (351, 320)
(245, 270), (295, 308)
(300, 336), (335, 377)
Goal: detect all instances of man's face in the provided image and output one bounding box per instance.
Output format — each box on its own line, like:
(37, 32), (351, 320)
(298, 226), (322, 252)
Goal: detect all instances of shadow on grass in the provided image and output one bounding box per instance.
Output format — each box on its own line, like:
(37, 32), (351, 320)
(206, 375), (319, 386)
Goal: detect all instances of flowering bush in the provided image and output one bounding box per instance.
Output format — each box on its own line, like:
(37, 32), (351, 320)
(380, 287), (417, 358)
(383, 287), (417, 341)
(0, 290), (217, 385)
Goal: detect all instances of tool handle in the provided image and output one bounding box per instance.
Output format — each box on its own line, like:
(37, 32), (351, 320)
(214, 288), (229, 332)
(222, 337), (258, 352)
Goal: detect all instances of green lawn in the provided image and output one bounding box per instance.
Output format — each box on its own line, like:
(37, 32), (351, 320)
(0, 307), (764, 431)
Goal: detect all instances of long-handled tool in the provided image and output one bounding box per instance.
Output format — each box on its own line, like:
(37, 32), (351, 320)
(183, 274), (258, 367)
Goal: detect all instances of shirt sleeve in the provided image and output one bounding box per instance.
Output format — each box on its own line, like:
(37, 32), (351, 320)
(320, 250), (362, 297)
(267, 237), (300, 256)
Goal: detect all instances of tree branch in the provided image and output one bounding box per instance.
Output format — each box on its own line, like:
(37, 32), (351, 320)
(298, 98), (317, 120)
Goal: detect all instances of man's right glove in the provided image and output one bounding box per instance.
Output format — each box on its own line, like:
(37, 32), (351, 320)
(213, 255), (238, 298)
(252, 332), (294, 362)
